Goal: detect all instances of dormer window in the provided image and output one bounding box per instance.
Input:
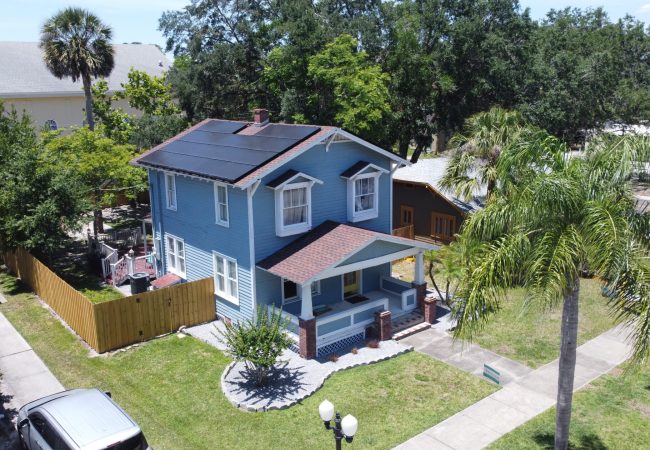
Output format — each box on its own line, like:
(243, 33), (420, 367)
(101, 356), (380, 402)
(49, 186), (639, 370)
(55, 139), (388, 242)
(267, 169), (323, 237)
(341, 161), (388, 222)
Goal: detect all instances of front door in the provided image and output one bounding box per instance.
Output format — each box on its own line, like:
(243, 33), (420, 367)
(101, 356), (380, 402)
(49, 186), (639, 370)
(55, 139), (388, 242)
(343, 271), (361, 298)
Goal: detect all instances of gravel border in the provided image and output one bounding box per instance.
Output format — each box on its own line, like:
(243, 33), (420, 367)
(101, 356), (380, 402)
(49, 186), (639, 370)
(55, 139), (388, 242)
(220, 340), (412, 412)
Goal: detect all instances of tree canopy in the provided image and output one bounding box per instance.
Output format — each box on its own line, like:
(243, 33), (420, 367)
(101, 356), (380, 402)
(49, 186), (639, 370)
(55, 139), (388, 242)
(159, 1), (650, 150)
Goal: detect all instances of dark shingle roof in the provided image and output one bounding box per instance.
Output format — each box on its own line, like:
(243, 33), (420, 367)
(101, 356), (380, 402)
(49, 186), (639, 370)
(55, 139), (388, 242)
(132, 120), (321, 183)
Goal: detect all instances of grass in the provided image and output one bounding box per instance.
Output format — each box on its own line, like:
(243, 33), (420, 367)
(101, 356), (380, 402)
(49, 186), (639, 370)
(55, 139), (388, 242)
(67, 271), (124, 303)
(392, 260), (614, 368)
(471, 278), (614, 368)
(0, 270), (497, 450)
(489, 365), (650, 449)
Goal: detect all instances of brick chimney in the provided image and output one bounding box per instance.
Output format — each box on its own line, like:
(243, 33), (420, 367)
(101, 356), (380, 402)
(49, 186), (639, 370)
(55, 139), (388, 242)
(253, 108), (269, 126)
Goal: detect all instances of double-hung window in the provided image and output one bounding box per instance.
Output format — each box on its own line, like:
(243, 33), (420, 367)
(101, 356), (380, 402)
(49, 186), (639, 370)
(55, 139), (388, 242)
(343, 162), (386, 222)
(354, 176), (376, 214)
(214, 182), (229, 226)
(166, 235), (186, 277)
(275, 182), (312, 236)
(165, 173), (177, 210)
(214, 252), (238, 304)
(282, 279), (321, 304)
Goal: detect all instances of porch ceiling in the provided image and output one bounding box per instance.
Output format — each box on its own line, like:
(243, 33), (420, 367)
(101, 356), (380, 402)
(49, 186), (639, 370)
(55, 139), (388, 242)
(257, 220), (434, 285)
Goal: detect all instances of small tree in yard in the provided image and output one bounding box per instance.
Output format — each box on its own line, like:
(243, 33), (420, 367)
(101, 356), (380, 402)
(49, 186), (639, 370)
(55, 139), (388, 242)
(425, 236), (477, 307)
(219, 306), (293, 387)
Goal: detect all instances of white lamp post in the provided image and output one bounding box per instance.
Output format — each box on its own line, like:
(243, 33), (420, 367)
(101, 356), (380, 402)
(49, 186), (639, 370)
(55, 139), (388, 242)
(318, 400), (358, 449)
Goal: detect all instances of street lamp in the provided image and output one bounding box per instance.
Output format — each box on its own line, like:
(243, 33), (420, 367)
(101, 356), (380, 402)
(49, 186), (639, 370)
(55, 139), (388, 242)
(319, 400), (358, 450)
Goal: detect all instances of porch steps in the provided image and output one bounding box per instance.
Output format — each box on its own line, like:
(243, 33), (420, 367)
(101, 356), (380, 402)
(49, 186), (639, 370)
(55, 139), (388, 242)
(393, 322), (431, 340)
(392, 310), (431, 340)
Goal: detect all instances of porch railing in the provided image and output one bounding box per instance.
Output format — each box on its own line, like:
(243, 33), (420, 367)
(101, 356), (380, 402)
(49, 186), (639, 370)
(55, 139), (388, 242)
(315, 297), (389, 349)
(392, 224), (414, 240)
(380, 276), (417, 311)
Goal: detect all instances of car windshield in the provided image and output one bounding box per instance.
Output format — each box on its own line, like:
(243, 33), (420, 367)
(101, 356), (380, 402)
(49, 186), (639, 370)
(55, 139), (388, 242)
(103, 433), (148, 450)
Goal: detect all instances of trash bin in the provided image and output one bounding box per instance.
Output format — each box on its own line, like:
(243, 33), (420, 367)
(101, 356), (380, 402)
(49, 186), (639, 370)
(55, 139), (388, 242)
(130, 272), (150, 295)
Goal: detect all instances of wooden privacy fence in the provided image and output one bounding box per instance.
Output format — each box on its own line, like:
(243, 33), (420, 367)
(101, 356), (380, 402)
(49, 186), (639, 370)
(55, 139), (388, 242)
(1, 248), (215, 353)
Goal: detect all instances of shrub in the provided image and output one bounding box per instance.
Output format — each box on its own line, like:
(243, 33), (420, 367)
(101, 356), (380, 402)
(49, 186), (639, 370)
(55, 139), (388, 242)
(218, 306), (293, 386)
(367, 339), (380, 349)
(351, 347), (358, 354)
(328, 353), (339, 362)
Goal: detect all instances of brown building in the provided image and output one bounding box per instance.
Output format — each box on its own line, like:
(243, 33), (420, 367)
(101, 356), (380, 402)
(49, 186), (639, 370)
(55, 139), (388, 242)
(392, 156), (485, 244)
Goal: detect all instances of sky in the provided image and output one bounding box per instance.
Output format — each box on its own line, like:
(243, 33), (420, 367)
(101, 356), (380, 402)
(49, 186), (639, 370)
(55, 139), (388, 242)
(1, 0), (650, 57)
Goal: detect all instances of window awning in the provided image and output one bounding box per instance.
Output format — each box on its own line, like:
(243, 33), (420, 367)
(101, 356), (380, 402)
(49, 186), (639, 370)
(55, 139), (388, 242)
(257, 221), (435, 285)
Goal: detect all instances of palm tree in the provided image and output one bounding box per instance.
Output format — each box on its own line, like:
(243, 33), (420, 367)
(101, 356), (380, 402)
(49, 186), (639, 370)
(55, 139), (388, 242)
(440, 107), (523, 201)
(451, 133), (649, 449)
(40, 8), (114, 131)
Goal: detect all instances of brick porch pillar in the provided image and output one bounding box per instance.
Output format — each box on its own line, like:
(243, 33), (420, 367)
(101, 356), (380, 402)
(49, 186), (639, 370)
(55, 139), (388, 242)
(299, 318), (316, 359)
(423, 295), (437, 324)
(413, 282), (427, 308)
(374, 310), (392, 341)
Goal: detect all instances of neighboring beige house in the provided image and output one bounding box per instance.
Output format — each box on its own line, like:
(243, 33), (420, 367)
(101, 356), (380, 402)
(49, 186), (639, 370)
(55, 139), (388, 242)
(0, 42), (169, 131)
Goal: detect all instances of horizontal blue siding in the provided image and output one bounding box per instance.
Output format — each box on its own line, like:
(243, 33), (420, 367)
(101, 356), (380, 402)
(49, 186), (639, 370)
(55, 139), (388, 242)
(362, 263), (390, 292)
(150, 170), (253, 323)
(253, 141), (392, 261)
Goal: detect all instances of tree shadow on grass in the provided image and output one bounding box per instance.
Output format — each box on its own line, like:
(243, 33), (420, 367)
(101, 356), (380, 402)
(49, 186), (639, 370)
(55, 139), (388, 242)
(0, 268), (30, 296)
(225, 361), (309, 410)
(533, 432), (608, 450)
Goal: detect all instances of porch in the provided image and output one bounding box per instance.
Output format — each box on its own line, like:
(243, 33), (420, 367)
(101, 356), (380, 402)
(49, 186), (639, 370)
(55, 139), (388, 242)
(257, 220), (436, 358)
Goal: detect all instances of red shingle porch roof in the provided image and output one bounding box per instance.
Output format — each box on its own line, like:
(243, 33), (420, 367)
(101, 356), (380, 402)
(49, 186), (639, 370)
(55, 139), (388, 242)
(257, 221), (433, 285)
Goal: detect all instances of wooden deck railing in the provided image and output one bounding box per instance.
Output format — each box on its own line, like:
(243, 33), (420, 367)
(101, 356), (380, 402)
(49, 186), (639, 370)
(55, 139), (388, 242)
(392, 224), (414, 240)
(1, 248), (215, 353)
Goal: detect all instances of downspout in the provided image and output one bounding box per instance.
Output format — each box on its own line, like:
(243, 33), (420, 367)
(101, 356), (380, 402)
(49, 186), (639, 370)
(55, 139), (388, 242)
(247, 179), (261, 323)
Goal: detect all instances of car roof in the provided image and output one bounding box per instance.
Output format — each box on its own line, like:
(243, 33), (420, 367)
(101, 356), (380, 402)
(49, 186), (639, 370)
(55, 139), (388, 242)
(38, 389), (140, 449)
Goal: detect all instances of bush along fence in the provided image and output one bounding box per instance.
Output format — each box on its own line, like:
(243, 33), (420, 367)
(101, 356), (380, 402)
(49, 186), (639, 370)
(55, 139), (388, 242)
(1, 248), (215, 353)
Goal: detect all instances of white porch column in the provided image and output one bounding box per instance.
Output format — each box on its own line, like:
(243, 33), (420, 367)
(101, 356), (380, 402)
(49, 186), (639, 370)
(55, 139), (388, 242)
(300, 283), (314, 320)
(414, 251), (425, 284)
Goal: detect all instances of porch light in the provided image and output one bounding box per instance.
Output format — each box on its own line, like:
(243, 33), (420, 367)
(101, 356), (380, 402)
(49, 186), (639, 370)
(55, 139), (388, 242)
(318, 400), (357, 449)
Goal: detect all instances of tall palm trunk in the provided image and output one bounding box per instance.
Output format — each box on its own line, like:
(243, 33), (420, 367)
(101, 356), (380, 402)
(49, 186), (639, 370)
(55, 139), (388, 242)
(555, 276), (580, 450)
(82, 73), (95, 130)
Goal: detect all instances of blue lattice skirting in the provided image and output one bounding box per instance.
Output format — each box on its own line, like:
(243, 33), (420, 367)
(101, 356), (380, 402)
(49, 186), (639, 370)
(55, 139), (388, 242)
(317, 332), (365, 358)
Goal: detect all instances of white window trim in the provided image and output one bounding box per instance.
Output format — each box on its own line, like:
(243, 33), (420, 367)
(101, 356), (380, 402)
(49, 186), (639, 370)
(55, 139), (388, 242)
(341, 270), (363, 300)
(281, 279), (321, 305)
(275, 181), (313, 237)
(165, 234), (186, 278)
(165, 173), (177, 211)
(347, 172), (380, 222)
(213, 251), (239, 305)
(214, 182), (229, 227)
(311, 280), (321, 297)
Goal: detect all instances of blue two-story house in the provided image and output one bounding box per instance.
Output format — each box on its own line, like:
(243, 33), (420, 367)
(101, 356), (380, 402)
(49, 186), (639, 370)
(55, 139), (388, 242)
(132, 109), (434, 358)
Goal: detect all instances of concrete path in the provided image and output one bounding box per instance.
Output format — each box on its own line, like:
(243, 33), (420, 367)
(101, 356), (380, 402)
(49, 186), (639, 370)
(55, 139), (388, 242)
(402, 328), (533, 386)
(395, 325), (633, 450)
(0, 312), (64, 409)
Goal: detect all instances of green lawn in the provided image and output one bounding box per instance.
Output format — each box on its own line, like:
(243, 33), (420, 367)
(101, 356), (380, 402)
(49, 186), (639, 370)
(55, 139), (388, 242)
(489, 365), (650, 449)
(472, 278), (615, 368)
(69, 272), (124, 303)
(0, 270), (497, 450)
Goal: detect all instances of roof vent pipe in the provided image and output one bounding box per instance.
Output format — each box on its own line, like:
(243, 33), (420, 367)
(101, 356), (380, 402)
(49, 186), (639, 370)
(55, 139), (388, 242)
(253, 108), (269, 126)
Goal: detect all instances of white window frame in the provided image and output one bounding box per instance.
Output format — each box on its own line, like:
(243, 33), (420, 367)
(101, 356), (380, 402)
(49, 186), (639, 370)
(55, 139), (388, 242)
(281, 279), (321, 305)
(214, 182), (229, 227)
(165, 173), (177, 211)
(165, 234), (186, 278)
(213, 252), (239, 304)
(275, 181), (312, 237)
(347, 172), (380, 222)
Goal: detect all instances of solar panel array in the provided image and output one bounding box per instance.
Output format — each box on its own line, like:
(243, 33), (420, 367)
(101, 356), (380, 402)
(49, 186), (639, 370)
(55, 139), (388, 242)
(137, 120), (321, 182)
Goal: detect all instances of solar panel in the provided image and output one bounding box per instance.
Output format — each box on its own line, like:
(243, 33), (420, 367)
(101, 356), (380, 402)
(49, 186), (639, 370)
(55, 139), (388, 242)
(254, 124), (320, 140)
(136, 120), (322, 183)
(198, 120), (248, 134)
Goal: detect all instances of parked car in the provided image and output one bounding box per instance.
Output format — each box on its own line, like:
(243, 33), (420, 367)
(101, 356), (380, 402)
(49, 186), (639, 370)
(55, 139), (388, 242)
(17, 388), (150, 450)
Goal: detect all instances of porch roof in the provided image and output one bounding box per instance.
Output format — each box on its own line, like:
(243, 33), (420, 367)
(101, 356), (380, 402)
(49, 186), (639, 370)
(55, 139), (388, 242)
(257, 220), (434, 285)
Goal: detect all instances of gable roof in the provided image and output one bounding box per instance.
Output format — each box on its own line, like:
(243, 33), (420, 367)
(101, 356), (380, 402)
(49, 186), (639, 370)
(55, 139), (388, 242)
(394, 156), (486, 214)
(132, 119), (408, 187)
(257, 220), (433, 285)
(0, 42), (169, 98)
(340, 161), (388, 179)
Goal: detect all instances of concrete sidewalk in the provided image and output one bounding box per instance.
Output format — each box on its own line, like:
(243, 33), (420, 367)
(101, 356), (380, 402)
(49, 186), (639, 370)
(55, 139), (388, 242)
(395, 325), (633, 450)
(402, 328), (533, 386)
(0, 311), (64, 410)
